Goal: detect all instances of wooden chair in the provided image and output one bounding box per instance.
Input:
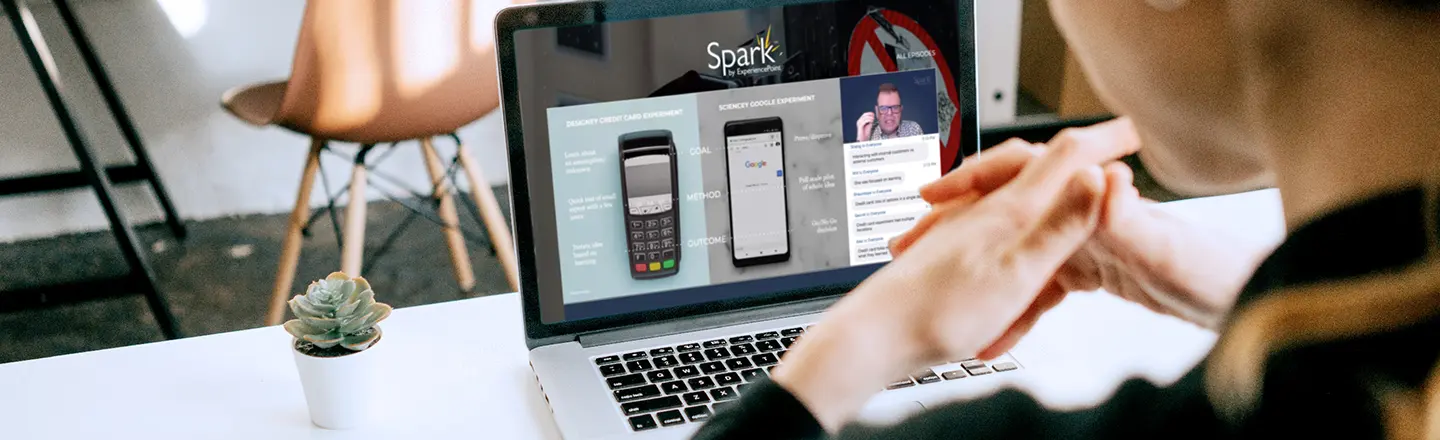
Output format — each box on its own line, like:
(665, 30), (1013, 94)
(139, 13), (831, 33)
(221, 0), (524, 325)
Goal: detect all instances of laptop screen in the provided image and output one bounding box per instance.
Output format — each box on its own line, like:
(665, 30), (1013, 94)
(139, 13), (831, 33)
(509, 0), (977, 324)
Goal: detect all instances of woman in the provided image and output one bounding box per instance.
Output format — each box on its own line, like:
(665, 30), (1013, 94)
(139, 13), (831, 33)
(694, 0), (1440, 438)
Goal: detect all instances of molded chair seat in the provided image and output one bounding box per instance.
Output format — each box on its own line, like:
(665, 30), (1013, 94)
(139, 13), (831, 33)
(220, 0), (524, 325)
(221, 81), (287, 127)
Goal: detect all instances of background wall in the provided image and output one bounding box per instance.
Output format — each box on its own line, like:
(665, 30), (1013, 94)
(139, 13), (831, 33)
(0, 0), (1021, 243)
(0, 0), (514, 243)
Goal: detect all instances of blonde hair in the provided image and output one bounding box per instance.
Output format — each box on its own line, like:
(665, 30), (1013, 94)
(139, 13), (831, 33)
(1206, 152), (1440, 437)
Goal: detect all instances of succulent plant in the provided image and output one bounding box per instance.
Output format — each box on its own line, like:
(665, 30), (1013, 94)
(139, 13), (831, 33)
(284, 272), (392, 353)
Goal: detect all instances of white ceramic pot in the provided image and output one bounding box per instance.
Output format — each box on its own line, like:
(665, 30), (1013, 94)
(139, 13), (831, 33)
(292, 328), (381, 430)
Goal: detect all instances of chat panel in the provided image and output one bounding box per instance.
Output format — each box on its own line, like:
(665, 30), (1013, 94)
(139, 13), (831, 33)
(843, 133), (943, 265)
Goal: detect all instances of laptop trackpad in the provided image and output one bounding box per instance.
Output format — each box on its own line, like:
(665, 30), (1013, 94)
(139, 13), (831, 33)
(856, 401), (926, 425)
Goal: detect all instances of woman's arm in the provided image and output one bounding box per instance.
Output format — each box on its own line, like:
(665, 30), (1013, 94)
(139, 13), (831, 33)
(693, 367), (1225, 440)
(768, 130), (1134, 429)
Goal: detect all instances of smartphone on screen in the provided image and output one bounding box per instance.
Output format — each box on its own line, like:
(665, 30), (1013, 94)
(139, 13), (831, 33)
(723, 117), (790, 267)
(619, 131), (681, 279)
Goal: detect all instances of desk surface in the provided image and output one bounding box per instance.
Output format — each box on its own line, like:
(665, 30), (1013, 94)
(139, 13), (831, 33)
(0, 190), (1285, 439)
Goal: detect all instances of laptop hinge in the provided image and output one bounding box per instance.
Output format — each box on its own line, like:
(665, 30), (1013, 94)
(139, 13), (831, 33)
(577, 296), (838, 348)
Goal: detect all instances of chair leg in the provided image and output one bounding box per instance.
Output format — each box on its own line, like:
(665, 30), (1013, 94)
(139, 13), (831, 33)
(268, 138), (325, 326)
(420, 138), (476, 292)
(456, 143), (520, 292)
(341, 144), (375, 276)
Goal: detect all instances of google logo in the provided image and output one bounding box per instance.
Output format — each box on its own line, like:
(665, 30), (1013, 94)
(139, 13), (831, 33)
(745, 160), (768, 168)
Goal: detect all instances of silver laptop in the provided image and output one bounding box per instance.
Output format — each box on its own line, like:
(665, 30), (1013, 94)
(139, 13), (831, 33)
(494, 1), (1016, 438)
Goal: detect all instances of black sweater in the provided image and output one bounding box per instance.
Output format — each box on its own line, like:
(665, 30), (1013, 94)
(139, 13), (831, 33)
(693, 189), (1440, 440)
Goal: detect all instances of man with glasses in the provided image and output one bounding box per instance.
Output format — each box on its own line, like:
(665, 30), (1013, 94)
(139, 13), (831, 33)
(854, 82), (923, 142)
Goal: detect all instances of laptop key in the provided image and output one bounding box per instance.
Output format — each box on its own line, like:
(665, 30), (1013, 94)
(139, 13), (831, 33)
(886, 378), (915, 390)
(703, 339), (727, 348)
(657, 409), (686, 427)
(710, 386), (738, 401)
(730, 343), (757, 356)
(755, 340), (783, 352)
(700, 361), (727, 375)
(595, 355), (621, 365)
(713, 401), (736, 412)
(625, 359), (653, 373)
(750, 353), (779, 367)
(628, 414), (658, 431)
(715, 372), (742, 386)
(965, 365), (995, 376)
(993, 362), (1019, 372)
(780, 336), (798, 348)
(780, 327), (805, 337)
(941, 370), (969, 380)
(649, 347), (675, 357)
(754, 331), (780, 340)
(725, 357), (753, 370)
(737, 383), (752, 394)
(914, 370), (942, 384)
(674, 365), (700, 378)
(621, 396), (683, 415)
(608, 374), (646, 389)
(687, 376), (716, 390)
(728, 335), (754, 344)
(683, 391), (711, 405)
(623, 351), (648, 361)
(660, 380), (688, 395)
(685, 405), (713, 422)
(703, 347), (731, 360)
(677, 343), (702, 352)
(646, 369), (674, 383)
(599, 364), (626, 377)
(653, 355), (678, 369)
(740, 368), (766, 382)
(679, 352), (705, 364)
(960, 360), (986, 369)
(614, 385), (661, 402)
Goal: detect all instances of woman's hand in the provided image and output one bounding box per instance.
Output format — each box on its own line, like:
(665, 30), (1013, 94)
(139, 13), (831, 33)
(893, 118), (1269, 360)
(770, 129), (1130, 431)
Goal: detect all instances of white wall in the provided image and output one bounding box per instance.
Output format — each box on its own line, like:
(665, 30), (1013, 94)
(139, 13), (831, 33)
(0, 0), (1021, 243)
(976, 0), (1022, 127)
(0, 0), (514, 243)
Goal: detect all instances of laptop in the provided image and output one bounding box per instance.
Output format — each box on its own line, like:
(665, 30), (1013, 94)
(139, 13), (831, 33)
(494, 1), (1017, 438)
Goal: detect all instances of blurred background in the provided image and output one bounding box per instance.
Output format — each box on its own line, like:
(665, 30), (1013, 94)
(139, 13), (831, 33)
(0, 0), (1174, 364)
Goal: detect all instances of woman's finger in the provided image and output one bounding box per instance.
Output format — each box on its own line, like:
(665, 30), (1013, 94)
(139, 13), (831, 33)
(889, 193), (979, 257)
(1101, 161), (1138, 226)
(1008, 165), (1108, 278)
(920, 139), (1040, 203)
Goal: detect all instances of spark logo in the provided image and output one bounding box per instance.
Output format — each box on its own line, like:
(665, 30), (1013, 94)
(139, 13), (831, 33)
(707, 26), (782, 76)
(745, 160), (768, 169)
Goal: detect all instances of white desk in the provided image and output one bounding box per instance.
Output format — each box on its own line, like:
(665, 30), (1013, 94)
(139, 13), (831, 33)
(0, 190), (1284, 439)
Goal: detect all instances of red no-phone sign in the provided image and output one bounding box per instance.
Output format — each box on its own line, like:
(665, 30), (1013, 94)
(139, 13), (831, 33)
(848, 9), (962, 168)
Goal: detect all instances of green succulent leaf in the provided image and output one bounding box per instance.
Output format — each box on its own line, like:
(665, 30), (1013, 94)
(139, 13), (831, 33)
(299, 315), (340, 333)
(289, 295), (326, 318)
(335, 289), (374, 318)
(282, 319), (323, 339)
(302, 282), (340, 313)
(288, 272), (392, 343)
(339, 329), (380, 351)
(339, 303), (392, 335)
(351, 277), (372, 300)
(303, 331), (344, 349)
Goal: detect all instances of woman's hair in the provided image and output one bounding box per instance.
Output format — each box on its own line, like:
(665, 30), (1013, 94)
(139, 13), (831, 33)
(1205, 130), (1440, 437)
(1378, 0), (1440, 11)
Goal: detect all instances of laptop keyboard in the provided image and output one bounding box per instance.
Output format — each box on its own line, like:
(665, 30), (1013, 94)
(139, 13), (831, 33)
(592, 325), (1023, 432)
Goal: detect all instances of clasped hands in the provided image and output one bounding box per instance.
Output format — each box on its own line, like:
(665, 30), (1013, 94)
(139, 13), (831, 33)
(771, 118), (1260, 431)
